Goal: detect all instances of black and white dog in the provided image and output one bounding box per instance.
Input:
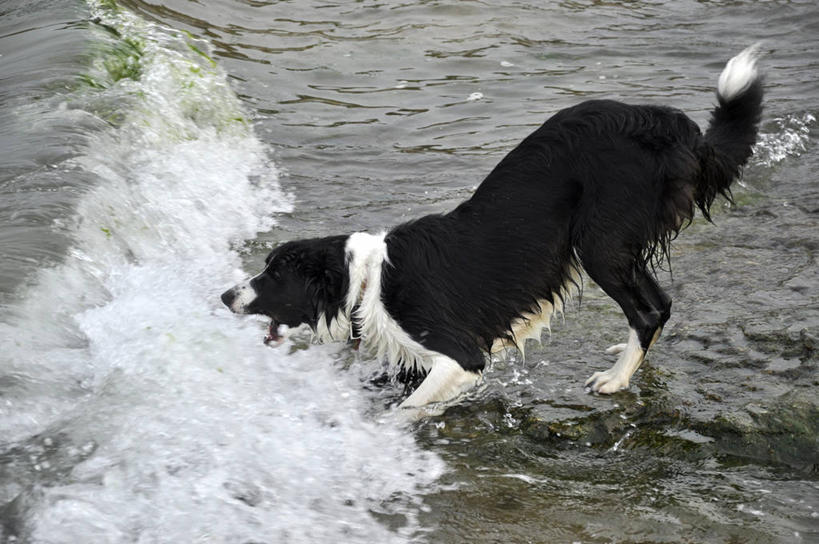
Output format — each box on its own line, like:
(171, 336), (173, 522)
(222, 45), (763, 408)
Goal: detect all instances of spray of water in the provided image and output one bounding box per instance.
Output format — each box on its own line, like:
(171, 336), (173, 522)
(751, 112), (815, 168)
(0, 2), (443, 542)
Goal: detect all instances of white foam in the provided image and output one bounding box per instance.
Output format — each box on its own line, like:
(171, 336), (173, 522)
(751, 112), (815, 168)
(0, 2), (443, 542)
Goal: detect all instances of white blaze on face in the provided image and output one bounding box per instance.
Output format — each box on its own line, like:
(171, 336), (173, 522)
(227, 279), (258, 314)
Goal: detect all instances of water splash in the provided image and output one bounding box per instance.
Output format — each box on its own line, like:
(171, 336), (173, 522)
(0, 2), (443, 542)
(751, 112), (815, 168)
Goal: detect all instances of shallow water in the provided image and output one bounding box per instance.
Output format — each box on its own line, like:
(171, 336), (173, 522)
(1, 0), (817, 542)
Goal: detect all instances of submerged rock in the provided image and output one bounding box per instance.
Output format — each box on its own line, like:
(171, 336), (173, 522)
(695, 389), (818, 472)
(510, 383), (818, 472)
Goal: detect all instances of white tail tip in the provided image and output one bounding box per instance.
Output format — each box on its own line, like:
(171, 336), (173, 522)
(717, 43), (763, 102)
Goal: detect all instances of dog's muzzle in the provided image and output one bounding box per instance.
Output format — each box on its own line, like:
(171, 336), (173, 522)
(220, 281), (256, 314)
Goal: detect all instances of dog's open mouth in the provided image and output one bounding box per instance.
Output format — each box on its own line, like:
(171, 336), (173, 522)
(264, 320), (283, 345)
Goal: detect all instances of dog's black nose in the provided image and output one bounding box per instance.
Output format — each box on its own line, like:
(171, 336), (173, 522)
(221, 288), (235, 309)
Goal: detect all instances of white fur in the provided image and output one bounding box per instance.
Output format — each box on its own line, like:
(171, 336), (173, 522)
(343, 232), (438, 375)
(314, 308), (351, 343)
(585, 328), (645, 394)
(491, 262), (582, 356)
(717, 43), (762, 102)
(398, 355), (481, 408)
(227, 278), (258, 314)
(605, 343), (627, 355)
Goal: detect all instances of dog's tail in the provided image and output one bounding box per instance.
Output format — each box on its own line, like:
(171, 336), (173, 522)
(697, 44), (764, 219)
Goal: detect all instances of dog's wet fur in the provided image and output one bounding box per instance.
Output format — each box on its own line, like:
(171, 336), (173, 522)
(222, 45), (763, 407)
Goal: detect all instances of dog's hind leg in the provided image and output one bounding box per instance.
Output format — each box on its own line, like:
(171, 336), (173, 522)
(580, 255), (671, 393)
(398, 355), (482, 408)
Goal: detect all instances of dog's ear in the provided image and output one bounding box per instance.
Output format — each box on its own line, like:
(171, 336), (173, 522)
(323, 268), (338, 285)
(318, 254), (346, 300)
(300, 247), (346, 305)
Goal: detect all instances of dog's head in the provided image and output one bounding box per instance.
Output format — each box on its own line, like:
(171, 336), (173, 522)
(221, 236), (349, 342)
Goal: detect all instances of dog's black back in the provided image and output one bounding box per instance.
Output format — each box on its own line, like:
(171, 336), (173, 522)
(384, 89), (762, 371)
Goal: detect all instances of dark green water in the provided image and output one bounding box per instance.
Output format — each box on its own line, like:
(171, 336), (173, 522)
(1, 0), (816, 542)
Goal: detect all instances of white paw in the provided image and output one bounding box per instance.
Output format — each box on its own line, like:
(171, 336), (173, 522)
(584, 368), (629, 394)
(605, 343), (627, 355)
(391, 403), (447, 423)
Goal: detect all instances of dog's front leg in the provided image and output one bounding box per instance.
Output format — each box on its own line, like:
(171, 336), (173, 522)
(399, 355), (481, 408)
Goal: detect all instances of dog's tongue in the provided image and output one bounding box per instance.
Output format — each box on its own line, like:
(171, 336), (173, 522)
(263, 320), (281, 345)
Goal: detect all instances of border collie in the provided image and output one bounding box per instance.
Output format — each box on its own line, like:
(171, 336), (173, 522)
(222, 45), (763, 408)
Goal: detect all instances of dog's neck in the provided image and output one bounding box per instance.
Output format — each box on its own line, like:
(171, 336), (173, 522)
(311, 231), (433, 374)
(313, 231), (388, 344)
(345, 231), (389, 315)
(346, 231), (436, 374)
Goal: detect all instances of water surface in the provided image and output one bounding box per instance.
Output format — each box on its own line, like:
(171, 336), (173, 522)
(1, 0), (817, 542)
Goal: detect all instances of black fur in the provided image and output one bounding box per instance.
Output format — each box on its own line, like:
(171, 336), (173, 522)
(223, 64), (763, 378)
(221, 236), (350, 332)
